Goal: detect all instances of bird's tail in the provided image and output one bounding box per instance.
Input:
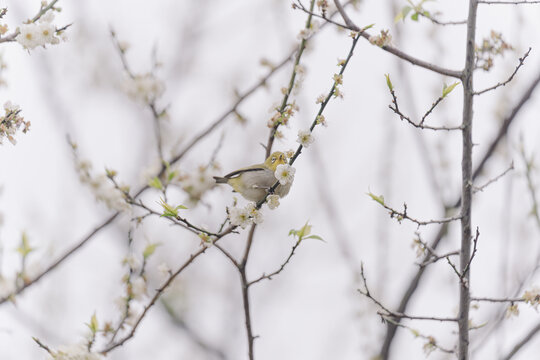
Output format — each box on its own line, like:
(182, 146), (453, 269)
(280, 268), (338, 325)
(213, 176), (229, 184)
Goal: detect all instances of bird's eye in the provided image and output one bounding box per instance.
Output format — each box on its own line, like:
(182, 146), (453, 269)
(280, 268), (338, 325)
(271, 157), (276, 163)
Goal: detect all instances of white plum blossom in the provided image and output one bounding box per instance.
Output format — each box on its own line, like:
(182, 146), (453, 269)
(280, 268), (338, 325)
(123, 73), (165, 104)
(274, 164), (296, 185)
(75, 159), (131, 213)
(245, 203), (263, 224)
(131, 276), (148, 300)
(16, 12), (63, 50)
(50, 344), (103, 360)
(0, 275), (15, 299)
(266, 194), (280, 210)
(296, 129), (314, 148)
(229, 205), (251, 229)
(157, 262), (170, 277)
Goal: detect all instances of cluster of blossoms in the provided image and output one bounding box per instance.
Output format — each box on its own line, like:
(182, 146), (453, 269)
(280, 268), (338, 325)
(123, 73), (165, 104)
(368, 29), (392, 47)
(0, 101), (29, 145)
(177, 165), (217, 205)
(47, 345), (103, 360)
(229, 203), (263, 229)
(297, 20), (319, 41)
(15, 12), (66, 50)
(475, 30), (513, 71)
(267, 102), (298, 129)
(75, 159), (131, 213)
(523, 287), (540, 310)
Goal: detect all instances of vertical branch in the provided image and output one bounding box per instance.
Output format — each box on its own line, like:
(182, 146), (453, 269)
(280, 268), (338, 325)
(459, 1), (478, 359)
(239, 224), (257, 360)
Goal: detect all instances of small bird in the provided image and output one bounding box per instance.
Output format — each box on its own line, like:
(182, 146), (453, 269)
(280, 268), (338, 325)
(214, 151), (292, 202)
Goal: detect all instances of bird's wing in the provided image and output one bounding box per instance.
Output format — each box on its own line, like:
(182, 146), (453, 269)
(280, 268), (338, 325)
(224, 166), (266, 179)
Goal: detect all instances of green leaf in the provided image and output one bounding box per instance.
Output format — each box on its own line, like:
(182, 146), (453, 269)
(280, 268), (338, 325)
(158, 198), (187, 217)
(411, 12), (419, 21)
(167, 169), (177, 183)
(86, 312), (99, 333)
(149, 177), (163, 190)
(442, 82), (460, 98)
(367, 192), (385, 206)
(143, 243), (161, 259)
(16, 232), (34, 257)
(385, 74), (393, 91)
(361, 23), (376, 31)
(394, 5), (412, 23)
(304, 235), (326, 242)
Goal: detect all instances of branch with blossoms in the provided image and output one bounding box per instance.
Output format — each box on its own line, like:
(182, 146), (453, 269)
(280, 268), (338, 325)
(0, 0), (69, 49)
(0, 0), (342, 308)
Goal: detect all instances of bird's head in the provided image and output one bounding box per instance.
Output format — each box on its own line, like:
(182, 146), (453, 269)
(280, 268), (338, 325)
(264, 151), (288, 171)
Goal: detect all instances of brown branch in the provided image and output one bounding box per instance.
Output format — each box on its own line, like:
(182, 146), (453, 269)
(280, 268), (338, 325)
(474, 48), (532, 95)
(376, 201), (462, 227)
(333, 0), (462, 78)
(240, 224), (257, 360)
(248, 239), (302, 286)
(358, 264), (458, 323)
(0, 0), (61, 44)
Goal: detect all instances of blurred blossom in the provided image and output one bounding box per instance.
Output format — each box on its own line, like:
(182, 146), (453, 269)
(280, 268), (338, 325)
(123, 73), (165, 104)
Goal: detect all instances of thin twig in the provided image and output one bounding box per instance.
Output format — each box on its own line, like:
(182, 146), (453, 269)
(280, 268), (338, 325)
(248, 239), (302, 286)
(474, 48), (532, 95)
(473, 162), (514, 193)
(388, 87), (462, 131)
(358, 264), (458, 323)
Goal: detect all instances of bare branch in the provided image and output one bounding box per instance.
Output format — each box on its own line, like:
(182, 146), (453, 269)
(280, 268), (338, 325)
(474, 48), (532, 95)
(248, 239), (302, 286)
(388, 87), (462, 131)
(375, 200), (462, 227)
(358, 264), (458, 323)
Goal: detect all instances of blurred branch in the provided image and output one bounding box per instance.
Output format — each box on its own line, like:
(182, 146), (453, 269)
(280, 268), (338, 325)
(501, 322), (540, 360)
(478, 0), (540, 4)
(101, 225), (236, 354)
(0, 213), (118, 305)
(163, 300), (229, 360)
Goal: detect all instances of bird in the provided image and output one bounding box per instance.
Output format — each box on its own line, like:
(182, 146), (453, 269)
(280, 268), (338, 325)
(213, 151), (292, 202)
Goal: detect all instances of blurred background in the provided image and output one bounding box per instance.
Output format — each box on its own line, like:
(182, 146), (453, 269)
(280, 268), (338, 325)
(1, 0), (540, 359)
